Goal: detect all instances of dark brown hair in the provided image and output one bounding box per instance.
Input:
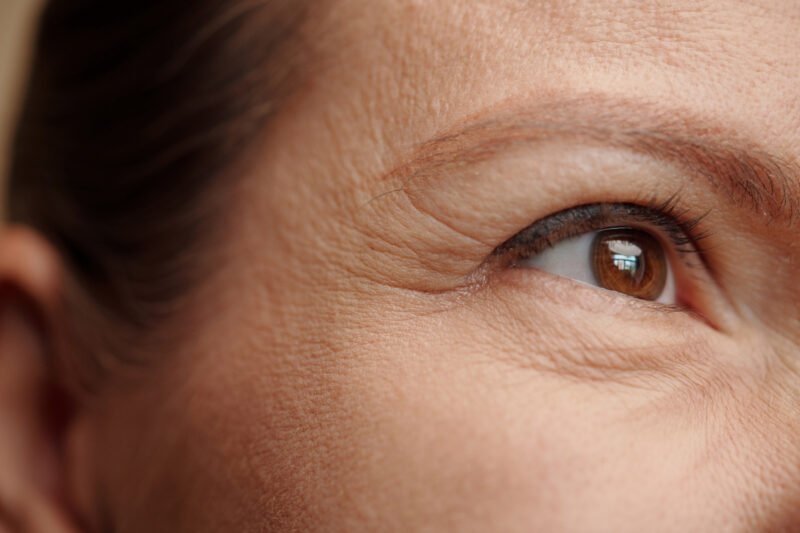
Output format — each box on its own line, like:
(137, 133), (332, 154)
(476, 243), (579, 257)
(8, 1), (303, 354)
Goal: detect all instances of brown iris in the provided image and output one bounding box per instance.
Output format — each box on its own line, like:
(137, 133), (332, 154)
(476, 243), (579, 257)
(591, 228), (667, 301)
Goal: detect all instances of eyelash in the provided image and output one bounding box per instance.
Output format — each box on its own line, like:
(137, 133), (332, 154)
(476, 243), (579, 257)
(492, 194), (712, 268)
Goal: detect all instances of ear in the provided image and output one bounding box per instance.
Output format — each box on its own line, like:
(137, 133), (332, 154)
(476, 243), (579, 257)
(0, 226), (85, 532)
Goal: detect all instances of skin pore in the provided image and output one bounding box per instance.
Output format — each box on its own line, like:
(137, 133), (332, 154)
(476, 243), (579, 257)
(1, 1), (799, 531)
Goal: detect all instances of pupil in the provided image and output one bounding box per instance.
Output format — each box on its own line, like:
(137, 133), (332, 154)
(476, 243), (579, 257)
(608, 240), (644, 283)
(591, 229), (667, 301)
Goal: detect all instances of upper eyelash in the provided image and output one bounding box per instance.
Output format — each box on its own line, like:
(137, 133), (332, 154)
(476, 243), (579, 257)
(645, 193), (712, 253)
(492, 194), (712, 267)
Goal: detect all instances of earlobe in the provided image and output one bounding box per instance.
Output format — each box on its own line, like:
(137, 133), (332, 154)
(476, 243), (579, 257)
(0, 225), (86, 532)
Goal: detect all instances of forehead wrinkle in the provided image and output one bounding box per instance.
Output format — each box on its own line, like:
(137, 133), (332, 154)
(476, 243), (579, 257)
(382, 95), (800, 227)
(498, 0), (799, 89)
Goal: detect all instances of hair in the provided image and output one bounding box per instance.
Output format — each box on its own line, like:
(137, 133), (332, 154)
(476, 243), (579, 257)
(8, 1), (304, 370)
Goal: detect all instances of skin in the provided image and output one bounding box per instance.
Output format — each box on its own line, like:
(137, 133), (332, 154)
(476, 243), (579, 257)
(1, 1), (799, 531)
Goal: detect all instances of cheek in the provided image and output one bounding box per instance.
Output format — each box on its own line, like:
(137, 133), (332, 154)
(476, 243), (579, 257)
(233, 291), (793, 532)
(286, 323), (672, 531)
(222, 295), (701, 531)
(278, 334), (579, 531)
(115, 277), (798, 532)
(202, 302), (598, 530)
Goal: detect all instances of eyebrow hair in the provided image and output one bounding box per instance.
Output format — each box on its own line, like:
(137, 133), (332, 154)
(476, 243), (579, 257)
(388, 95), (800, 227)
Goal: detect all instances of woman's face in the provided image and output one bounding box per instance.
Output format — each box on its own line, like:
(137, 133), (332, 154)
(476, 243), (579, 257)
(79, 1), (800, 530)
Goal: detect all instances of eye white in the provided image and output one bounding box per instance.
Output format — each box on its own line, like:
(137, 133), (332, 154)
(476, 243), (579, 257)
(517, 232), (676, 304)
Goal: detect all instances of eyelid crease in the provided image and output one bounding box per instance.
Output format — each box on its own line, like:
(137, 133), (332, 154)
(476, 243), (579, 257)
(378, 94), (800, 229)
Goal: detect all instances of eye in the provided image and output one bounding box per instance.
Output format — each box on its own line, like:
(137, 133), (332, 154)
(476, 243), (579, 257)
(517, 227), (675, 303)
(493, 201), (707, 306)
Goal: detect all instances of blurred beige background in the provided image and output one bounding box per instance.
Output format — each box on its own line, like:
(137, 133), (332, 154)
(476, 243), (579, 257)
(0, 0), (43, 219)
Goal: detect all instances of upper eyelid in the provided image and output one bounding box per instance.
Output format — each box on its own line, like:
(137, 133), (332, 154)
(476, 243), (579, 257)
(493, 201), (706, 267)
(381, 95), (800, 229)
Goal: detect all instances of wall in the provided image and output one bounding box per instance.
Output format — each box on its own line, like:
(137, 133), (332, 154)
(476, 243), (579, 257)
(0, 0), (43, 219)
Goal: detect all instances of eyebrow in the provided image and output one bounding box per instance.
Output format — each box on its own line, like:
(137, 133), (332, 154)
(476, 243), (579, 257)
(387, 96), (800, 227)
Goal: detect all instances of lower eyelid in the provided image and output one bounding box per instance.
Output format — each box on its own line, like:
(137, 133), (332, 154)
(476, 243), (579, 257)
(490, 266), (688, 323)
(515, 230), (678, 305)
(474, 266), (739, 390)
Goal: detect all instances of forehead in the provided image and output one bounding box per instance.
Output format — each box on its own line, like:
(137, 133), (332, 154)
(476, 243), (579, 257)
(293, 0), (800, 155)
